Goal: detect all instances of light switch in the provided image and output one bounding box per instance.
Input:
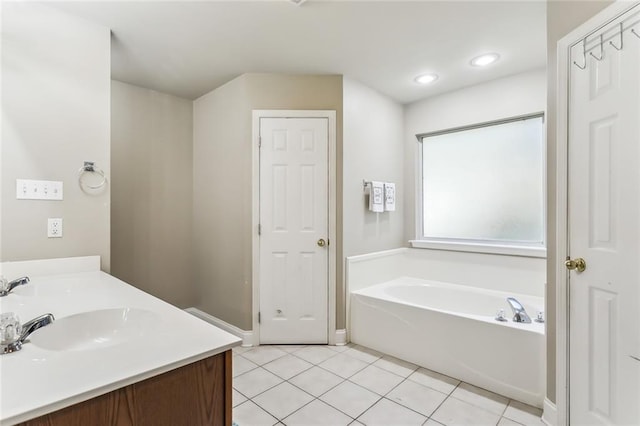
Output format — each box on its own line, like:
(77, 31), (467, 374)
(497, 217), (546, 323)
(16, 179), (63, 200)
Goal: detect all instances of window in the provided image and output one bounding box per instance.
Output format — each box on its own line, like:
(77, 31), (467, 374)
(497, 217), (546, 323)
(414, 114), (545, 257)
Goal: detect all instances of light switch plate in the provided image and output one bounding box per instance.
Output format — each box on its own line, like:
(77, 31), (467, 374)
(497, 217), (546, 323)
(16, 179), (63, 200)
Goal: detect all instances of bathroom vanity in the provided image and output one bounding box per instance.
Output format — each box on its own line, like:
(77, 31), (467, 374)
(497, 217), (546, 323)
(0, 256), (241, 425)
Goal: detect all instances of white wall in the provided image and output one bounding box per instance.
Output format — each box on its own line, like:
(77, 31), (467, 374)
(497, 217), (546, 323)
(403, 69), (547, 295)
(1, 3), (111, 270)
(343, 78), (405, 259)
(404, 68), (547, 244)
(111, 80), (194, 308)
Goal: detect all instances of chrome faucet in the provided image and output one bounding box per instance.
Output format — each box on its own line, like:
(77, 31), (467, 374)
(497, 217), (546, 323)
(1, 313), (55, 354)
(507, 297), (531, 323)
(0, 276), (30, 296)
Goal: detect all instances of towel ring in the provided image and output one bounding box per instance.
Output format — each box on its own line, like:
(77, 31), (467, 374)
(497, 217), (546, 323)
(78, 161), (107, 190)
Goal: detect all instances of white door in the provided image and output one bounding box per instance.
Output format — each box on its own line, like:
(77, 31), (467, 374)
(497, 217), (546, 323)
(568, 13), (640, 425)
(259, 117), (329, 344)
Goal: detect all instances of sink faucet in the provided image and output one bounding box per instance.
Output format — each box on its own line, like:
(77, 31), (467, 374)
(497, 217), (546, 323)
(0, 276), (30, 296)
(1, 313), (55, 354)
(507, 297), (531, 323)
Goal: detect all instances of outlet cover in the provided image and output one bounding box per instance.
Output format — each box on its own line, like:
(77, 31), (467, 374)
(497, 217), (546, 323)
(48, 218), (63, 238)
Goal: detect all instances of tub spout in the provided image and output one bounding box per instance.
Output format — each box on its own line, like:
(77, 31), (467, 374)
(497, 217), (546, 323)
(507, 297), (531, 323)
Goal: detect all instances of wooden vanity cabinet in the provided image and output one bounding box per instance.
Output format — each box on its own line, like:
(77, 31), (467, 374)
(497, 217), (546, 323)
(19, 350), (232, 426)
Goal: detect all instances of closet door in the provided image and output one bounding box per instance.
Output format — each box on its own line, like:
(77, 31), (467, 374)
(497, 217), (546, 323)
(567, 8), (640, 425)
(258, 117), (329, 344)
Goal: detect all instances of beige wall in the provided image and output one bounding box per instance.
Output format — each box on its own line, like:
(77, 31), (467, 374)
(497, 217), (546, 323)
(1, 3), (111, 270)
(111, 80), (195, 308)
(343, 77), (405, 258)
(545, 0), (612, 404)
(193, 74), (343, 331)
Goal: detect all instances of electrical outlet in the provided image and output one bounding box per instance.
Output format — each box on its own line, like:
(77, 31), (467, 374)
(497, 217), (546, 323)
(48, 218), (63, 238)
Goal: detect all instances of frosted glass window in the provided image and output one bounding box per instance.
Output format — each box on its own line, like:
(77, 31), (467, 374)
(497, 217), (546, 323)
(420, 115), (544, 244)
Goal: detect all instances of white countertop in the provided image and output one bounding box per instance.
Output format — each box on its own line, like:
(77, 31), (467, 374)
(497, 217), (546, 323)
(0, 257), (241, 425)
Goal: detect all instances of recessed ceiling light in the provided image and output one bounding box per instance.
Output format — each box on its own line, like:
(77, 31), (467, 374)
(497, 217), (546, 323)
(470, 53), (500, 67)
(414, 74), (438, 85)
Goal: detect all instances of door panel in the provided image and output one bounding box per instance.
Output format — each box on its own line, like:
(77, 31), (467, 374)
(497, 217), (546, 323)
(259, 117), (329, 344)
(568, 14), (640, 425)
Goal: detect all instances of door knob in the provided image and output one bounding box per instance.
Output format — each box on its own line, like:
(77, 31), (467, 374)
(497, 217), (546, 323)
(565, 257), (586, 273)
(317, 239), (326, 247)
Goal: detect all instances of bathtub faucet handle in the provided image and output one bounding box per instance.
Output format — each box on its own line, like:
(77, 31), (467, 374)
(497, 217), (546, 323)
(535, 311), (544, 323)
(495, 309), (507, 322)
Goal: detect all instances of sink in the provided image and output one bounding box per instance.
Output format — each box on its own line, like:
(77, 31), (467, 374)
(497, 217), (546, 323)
(28, 308), (158, 351)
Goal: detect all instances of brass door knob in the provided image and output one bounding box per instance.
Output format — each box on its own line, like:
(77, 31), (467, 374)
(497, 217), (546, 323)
(317, 239), (326, 247)
(565, 257), (586, 273)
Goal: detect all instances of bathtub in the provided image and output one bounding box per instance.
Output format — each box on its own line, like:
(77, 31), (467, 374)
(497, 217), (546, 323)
(350, 276), (545, 407)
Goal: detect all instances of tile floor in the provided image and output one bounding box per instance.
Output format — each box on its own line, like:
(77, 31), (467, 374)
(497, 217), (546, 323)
(232, 344), (544, 426)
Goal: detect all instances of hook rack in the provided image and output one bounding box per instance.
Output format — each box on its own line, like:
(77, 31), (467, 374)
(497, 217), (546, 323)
(573, 38), (587, 70)
(609, 23), (624, 51)
(589, 34), (604, 61)
(573, 17), (640, 71)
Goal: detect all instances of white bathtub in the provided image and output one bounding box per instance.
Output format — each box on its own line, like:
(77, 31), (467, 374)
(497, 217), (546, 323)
(350, 277), (545, 407)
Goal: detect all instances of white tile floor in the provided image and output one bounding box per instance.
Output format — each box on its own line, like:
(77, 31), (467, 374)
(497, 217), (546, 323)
(232, 344), (544, 426)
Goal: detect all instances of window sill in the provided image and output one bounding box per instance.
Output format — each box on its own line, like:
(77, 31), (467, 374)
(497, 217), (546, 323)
(409, 240), (547, 258)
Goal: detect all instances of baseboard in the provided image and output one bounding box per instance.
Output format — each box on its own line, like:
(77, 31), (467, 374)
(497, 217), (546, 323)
(185, 308), (254, 347)
(542, 398), (557, 426)
(335, 329), (347, 345)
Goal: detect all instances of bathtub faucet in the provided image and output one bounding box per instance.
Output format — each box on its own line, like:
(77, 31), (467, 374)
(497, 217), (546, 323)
(506, 297), (531, 323)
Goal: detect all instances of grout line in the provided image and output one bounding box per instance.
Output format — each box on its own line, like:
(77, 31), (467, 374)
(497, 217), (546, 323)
(276, 396), (319, 424)
(427, 381), (461, 420)
(261, 358), (315, 382)
(380, 376), (447, 420)
(314, 358), (368, 381)
(233, 399), (279, 425)
(499, 398), (511, 418)
(288, 371), (346, 399)
(381, 373), (409, 398)
(335, 394), (383, 423)
(250, 384), (315, 422)
(235, 366), (287, 400)
(375, 366), (419, 380)
(288, 348), (341, 365)
(445, 383), (510, 418)
(232, 386), (252, 401)
(285, 371), (331, 401)
(351, 394), (384, 424)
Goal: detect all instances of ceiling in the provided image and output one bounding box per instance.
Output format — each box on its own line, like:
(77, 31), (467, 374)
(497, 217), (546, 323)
(50, 1), (547, 104)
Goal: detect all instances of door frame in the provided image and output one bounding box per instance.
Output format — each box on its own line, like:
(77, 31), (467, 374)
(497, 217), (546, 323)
(556, 2), (639, 424)
(251, 110), (337, 346)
